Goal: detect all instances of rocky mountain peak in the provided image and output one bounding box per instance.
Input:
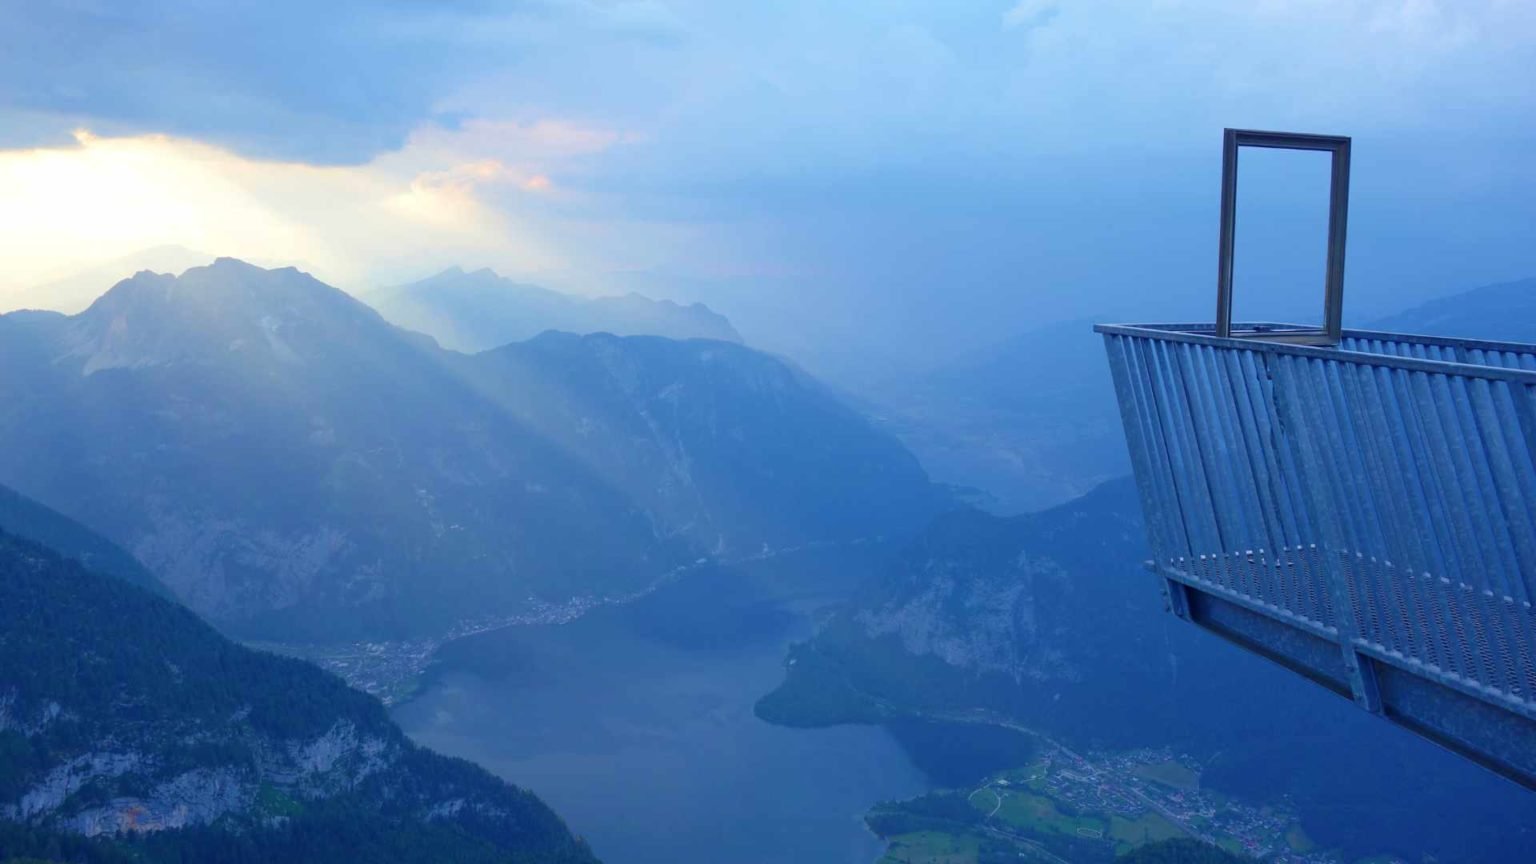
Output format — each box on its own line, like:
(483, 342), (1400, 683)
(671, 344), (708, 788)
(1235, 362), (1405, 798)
(64, 260), (394, 374)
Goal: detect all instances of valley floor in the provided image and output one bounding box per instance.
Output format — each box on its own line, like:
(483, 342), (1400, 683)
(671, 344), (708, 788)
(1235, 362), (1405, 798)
(252, 557), (711, 702)
(260, 540), (863, 703)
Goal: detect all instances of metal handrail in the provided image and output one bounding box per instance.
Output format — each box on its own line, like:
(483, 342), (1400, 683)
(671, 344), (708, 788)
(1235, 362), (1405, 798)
(1095, 323), (1536, 385)
(1100, 319), (1536, 786)
(1099, 129), (1536, 787)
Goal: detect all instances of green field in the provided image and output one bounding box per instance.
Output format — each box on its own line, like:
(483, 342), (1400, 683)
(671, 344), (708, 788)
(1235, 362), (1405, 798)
(1131, 760), (1200, 791)
(993, 791), (1107, 838)
(1285, 825), (1316, 853)
(879, 830), (980, 864)
(1109, 810), (1186, 853)
(1002, 761), (1052, 792)
(1217, 837), (1247, 856)
(254, 782), (303, 818)
(967, 787), (1003, 814)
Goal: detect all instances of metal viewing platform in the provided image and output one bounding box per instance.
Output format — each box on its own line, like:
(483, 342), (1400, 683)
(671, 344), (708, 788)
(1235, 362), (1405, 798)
(1099, 130), (1536, 788)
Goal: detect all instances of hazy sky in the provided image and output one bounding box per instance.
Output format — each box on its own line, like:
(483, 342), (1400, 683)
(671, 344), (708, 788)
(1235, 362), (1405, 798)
(2, 1), (1534, 380)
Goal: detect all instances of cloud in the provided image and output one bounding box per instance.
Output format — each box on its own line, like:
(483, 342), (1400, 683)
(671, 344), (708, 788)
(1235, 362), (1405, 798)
(0, 1), (683, 164)
(1, 0), (1533, 369)
(600, 0), (687, 39)
(0, 116), (649, 300)
(6, 1), (1530, 171)
(1003, 0), (1060, 31)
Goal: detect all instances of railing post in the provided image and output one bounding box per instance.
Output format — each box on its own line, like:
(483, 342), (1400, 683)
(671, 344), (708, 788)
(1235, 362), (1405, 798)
(1269, 354), (1383, 713)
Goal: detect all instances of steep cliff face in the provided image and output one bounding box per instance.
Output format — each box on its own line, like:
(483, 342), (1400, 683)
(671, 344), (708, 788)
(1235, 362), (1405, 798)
(2, 715), (392, 836)
(0, 259), (940, 641)
(853, 551), (1075, 681)
(0, 704), (395, 836)
(754, 479), (1150, 731)
(479, 331), (942, 555)
(847, 480), (1144, 685)
(0, 482), (165, 597)
(0, 528), (596, 863)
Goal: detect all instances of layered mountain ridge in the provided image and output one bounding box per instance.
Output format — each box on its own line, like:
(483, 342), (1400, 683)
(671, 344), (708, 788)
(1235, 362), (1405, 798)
(1367, 276), (1536, 343)
(0, 259), (941, 641)
(366, 266), (741, 352)
(879, 276), (1536, 516)
(871, 318), (1128, 514)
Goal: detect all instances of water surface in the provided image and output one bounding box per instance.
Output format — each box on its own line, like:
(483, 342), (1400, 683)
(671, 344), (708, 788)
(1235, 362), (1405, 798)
(394, 560), (927, 864)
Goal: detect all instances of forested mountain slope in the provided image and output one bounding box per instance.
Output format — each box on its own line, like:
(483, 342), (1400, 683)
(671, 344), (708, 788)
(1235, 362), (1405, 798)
(0, 528), (596, 864)
(0, 483), (165, 597)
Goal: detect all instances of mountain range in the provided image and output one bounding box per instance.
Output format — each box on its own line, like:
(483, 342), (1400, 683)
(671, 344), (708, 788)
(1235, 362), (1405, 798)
(0, 484), (595, 864)
(366, 267), (742, 352)
(1368, 276), (1536, 343)
(4, 247), (219, 317)
(0, 259), (941, 641)
(871, 317), (1125, 513)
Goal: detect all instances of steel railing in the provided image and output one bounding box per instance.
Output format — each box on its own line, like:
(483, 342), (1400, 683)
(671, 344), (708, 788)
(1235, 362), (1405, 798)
(1098, 321), (1536, 787)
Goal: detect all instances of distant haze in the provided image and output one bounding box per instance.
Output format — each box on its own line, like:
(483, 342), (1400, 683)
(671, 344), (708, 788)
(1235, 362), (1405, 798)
(0, 3), (1532, 387)
(367, 266), (741, 352)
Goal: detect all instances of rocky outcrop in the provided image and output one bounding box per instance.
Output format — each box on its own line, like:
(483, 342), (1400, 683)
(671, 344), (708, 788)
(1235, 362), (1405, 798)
(59, 767), (249, 836)
(2, 718), (398, 836)
(856, 551), (1077, 682)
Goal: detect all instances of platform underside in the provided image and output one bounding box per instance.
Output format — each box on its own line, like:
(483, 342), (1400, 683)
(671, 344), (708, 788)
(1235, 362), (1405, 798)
(1100, 323), (1536, 789)
(1158, 548), (1536, 789)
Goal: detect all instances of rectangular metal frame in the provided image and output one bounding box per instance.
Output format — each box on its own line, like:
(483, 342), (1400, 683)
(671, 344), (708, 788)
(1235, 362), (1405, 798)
(1215, 128), (1352, 345)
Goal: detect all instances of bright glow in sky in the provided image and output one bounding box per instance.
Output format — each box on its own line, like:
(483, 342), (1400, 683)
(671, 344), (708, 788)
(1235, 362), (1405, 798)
(1, 0), (1533, 378)
(0, 120), (656, 292)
